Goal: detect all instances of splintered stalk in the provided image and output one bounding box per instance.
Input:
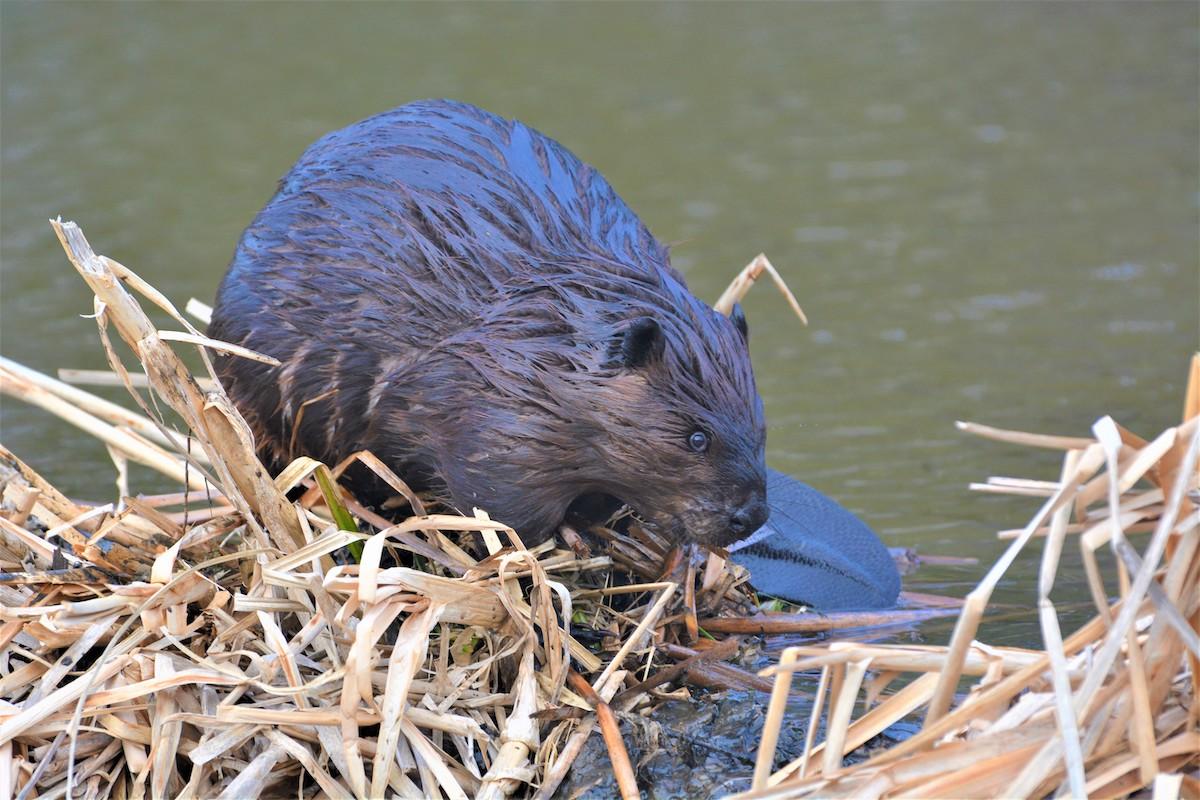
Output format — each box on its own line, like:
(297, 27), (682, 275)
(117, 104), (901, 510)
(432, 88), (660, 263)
(713, 253), (808, 324)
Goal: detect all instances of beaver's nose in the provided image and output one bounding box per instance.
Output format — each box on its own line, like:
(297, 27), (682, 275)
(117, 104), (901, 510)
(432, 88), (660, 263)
(728, 499), (769, 538)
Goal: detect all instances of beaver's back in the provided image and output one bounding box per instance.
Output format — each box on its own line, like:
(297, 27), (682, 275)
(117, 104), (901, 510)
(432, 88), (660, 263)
(215, 99), (674, 335)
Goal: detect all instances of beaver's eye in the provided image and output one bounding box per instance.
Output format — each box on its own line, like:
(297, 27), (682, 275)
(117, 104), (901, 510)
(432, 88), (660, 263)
(688, 430), (710, 453)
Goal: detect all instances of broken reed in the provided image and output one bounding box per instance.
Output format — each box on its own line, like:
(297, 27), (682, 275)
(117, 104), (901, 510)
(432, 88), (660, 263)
(740, 353), (1200, 800)
(0, 222), (832, 800)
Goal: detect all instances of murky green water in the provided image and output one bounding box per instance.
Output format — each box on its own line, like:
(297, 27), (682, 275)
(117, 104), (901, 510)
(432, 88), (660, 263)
(2, 2), (1198, 649)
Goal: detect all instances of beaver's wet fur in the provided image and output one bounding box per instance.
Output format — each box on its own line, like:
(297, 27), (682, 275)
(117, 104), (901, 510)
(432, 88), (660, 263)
(209, 99), (768, 547)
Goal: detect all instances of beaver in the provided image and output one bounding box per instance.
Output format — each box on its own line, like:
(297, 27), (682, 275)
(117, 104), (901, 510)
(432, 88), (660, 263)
(209, 99), (768, 547)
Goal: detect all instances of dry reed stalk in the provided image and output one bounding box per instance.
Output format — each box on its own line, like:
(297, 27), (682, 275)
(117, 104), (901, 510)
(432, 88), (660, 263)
(753, 646), (799, 790)
(0, 222), (813, 798)
(735, 353), (1200, 800)
(57, 368), (217, 393)
(3, 358), (200, 459)
(0, 365), (212, 494)
(650, 642), (773, 694)
(712, 253), (808, 325)
(697, 607), (959, 635)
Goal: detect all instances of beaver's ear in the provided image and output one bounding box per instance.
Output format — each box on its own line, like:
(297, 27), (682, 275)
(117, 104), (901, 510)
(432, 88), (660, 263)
(730, 303), (749, 342)
(616, 317), (665, 369)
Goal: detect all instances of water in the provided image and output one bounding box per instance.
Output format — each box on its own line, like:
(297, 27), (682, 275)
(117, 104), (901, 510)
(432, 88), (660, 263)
(2, 2), (1197, 650)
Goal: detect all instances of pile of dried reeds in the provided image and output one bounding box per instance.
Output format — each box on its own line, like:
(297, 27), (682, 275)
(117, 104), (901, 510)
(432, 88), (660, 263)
(4, 218), (1195, 799)
(740, 357), (1200, 799)
(1, 222), (835, 799)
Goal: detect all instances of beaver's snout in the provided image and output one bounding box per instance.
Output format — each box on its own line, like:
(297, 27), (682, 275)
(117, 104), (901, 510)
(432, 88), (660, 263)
(653, 482), (768, 549)
(727, 496), (769, 539)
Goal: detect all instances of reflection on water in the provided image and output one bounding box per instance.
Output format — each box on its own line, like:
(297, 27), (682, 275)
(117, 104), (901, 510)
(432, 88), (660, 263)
(2, 2), (1197, 648)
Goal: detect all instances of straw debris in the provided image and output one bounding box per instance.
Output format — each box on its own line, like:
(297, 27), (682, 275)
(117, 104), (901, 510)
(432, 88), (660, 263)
(738, 354), (1200, 799)
(4, 219), (1192, 798)
(0, 223), (818, 799)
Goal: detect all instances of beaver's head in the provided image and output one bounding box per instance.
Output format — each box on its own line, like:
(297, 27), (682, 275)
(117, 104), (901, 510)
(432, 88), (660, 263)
(430, 272), (768, 549)
(584, 299), (769, 548)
